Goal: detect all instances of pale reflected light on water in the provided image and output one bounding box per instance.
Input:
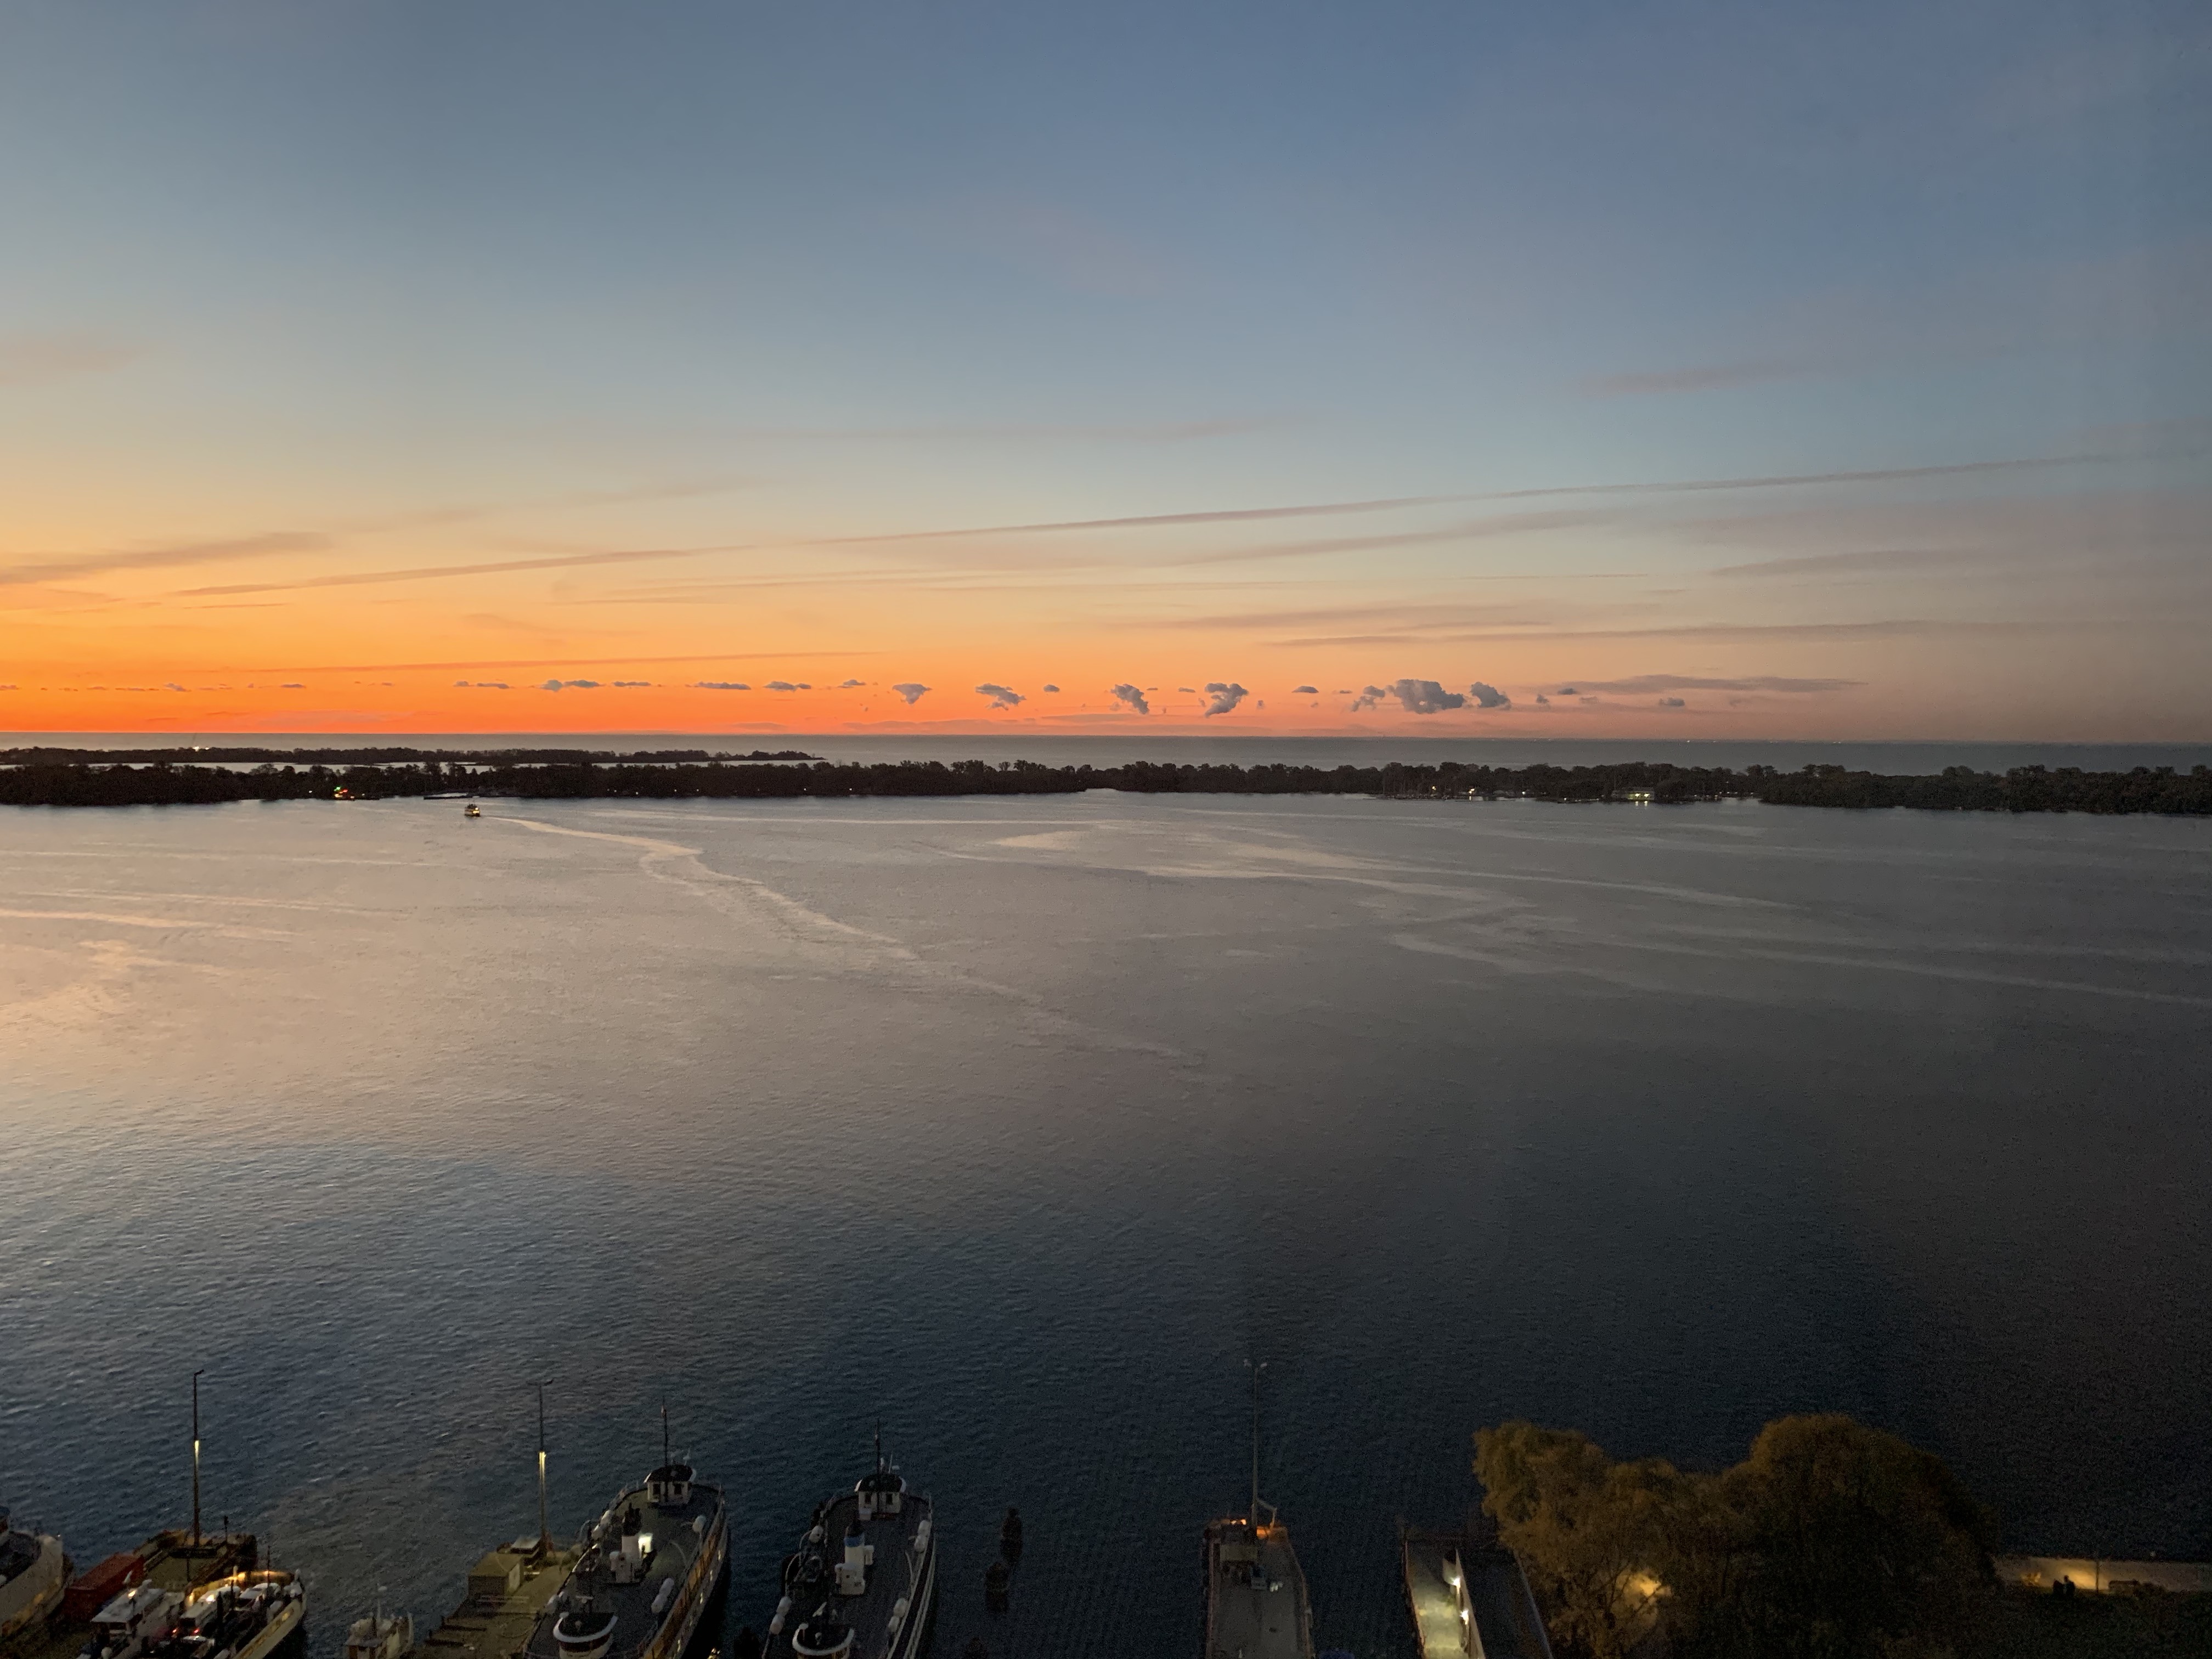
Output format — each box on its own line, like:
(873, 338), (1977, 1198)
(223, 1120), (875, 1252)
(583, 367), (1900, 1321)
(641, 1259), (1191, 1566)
(3, 794), (2208, 1656)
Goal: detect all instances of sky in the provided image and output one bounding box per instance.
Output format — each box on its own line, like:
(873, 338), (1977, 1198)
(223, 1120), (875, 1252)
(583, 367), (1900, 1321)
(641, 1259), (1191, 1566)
(2, 0), (2207, 738)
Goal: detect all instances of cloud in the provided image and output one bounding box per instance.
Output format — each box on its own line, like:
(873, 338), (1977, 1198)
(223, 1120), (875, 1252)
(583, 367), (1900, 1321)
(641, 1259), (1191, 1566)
(1164, 511), (1609, 571)
(1707, 548), (1976, 579)
(728, 415), (1288, 444)
(454, 680), (511, 689)
(890, 682), (930, 704)
(176, 543), (716, 598)
(1563, 674), (1861, 694)
(281, 682), (304, 689)
(838, 678), (865, 688)
(1658, 696), (1687, 707)
(1200, 682), (1248, 716)
(1177, 686), (1195, 693)
(1, 530), (329, 588)
(1291, 685), (1318, 695)
(1534, 693), (1551, 706)
(1042, 684), (1060, 693)
(161, 452), (2123, 601)
(1386, 679), (1466, 714)
(765, 680), (799, 691)
(858, 494), (1460, 548)
(539, 678), (602, 690)
(1580, 359), (1813, 398)
(1350, 686), (1384, 710)
(976, 683), (1025, 709)
(1109, 684), (1150, 714)
(613, 680), (651, 687)
(1468, 681), (1511, 709)
(695, 681), (752, 690)
(0, 332), (143, 389)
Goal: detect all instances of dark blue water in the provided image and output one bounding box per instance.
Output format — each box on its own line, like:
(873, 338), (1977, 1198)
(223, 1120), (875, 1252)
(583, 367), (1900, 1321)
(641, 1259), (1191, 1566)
(2, 794), (2208, 1657)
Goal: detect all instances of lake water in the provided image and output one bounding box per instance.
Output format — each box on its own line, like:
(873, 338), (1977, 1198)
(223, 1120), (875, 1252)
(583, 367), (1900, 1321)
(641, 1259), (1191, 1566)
(2, 793), (2208, 1657)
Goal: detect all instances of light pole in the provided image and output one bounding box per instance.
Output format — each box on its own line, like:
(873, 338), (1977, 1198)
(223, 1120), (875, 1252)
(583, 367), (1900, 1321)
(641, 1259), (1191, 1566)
(536, 1383), (552, 1555)
(190, 1369), (205, 1553)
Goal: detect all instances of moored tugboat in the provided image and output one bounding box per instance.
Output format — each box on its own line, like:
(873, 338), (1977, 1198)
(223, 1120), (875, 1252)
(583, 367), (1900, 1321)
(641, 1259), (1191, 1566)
(764, 1436), (934, 1659)
(524, 1424), (727, 1659)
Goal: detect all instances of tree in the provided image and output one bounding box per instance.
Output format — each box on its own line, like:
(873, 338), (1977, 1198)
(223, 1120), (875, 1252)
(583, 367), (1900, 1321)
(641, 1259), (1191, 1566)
(1473, 1423), (1676, 1658)
(1679, 1415), (1994, 1659)
(1476, 1415), (1996, 1659)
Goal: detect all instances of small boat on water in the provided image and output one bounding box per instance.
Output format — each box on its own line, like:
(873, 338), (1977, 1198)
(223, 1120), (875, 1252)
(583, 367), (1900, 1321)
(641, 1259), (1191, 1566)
(464, 804), (482, 818)
(140, 1572), (305, 1659)
(764, 1435), (935, 1659)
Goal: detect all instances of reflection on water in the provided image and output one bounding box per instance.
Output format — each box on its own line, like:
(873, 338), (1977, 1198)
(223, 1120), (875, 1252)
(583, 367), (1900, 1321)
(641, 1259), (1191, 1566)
(3, 795), (2208, 1657)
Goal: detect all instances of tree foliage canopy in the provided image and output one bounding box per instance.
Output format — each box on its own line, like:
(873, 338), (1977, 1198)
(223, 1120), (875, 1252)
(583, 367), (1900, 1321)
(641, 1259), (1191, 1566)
(4, 753), (2209, 813)
(1475, 1415), (1996, 1659)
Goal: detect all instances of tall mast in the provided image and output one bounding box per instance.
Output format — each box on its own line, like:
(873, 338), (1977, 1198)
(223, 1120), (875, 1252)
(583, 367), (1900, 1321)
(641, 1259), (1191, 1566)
(190, 1369), (205, 1550)
(536, 1383), (551, 1554)
(661, 1402), (670, 1471)
(1246, 1359), (1267, 1527)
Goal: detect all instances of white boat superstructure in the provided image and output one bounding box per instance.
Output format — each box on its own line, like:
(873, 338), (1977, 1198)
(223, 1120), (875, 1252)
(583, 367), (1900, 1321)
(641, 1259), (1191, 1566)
(81, 1584), (185, 1659)
(344, 1609), (413, 1659)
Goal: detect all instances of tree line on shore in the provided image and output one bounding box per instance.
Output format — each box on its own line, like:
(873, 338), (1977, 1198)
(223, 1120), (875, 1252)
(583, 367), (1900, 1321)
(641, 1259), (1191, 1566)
(2, 754), (2208, 813)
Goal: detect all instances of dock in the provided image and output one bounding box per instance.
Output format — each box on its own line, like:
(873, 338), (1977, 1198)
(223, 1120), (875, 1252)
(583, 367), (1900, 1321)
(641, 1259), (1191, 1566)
(1994, 1555), (2212, 1597)
(1400, 1527), (1553, 1659)
(399, 1543), (578, 1659)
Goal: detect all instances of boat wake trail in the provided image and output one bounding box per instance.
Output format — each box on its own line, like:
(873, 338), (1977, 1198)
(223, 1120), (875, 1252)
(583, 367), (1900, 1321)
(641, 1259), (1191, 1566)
(494, 816), (1187, 1061)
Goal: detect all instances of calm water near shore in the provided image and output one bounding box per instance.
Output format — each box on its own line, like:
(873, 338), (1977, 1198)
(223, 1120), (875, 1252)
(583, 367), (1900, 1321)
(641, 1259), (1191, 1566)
(3, 793), (2208, 1657)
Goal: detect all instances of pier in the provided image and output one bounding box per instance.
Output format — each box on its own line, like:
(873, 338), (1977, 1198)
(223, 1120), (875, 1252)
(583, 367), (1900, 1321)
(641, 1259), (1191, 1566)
(392, 1542), (578, 1659)
(1400, 1527), (1553, 1659)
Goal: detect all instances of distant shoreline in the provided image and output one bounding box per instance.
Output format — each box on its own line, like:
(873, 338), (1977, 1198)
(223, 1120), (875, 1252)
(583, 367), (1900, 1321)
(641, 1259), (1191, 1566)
(4, 751), (2208, 814)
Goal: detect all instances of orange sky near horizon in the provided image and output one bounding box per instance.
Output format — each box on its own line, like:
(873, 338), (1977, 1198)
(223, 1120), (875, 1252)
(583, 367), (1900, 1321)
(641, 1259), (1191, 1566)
(6, 452), (2207, 742)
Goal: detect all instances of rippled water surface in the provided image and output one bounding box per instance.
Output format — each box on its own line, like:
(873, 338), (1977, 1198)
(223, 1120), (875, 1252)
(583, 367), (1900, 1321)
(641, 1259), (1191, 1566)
(3, 794), (2208, 1657)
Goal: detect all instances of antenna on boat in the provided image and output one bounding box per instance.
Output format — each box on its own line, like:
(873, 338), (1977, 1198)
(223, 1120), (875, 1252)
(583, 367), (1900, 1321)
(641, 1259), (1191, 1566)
(537, 1382), (552, 1554)
(874, 1420), (884, 1472)
(1245, 1359), (1268, 1527)
(662, 1401), (671, 1471)
(190, 1369), (205, 1554)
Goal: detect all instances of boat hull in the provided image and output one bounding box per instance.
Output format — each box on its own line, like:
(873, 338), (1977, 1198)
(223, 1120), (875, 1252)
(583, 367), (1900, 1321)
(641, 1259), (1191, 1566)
(640, 1510), (726, 1659)
(225, 1588), (305, 1659)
